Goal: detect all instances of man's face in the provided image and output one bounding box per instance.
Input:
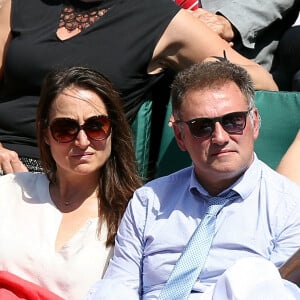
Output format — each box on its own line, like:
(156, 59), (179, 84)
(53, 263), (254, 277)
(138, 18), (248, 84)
(173, 81), (260, 191)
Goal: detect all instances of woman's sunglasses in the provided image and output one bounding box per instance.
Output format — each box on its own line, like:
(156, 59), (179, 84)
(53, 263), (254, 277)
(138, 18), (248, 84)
(49, 115), (111, 143)
(174, 109), (252, 139)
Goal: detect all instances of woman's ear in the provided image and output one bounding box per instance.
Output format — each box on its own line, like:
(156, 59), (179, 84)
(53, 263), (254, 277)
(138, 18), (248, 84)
(44, 129), (50, 145)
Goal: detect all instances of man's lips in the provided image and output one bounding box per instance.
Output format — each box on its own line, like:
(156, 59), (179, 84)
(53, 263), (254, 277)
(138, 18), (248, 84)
(211, 149), (235, 156)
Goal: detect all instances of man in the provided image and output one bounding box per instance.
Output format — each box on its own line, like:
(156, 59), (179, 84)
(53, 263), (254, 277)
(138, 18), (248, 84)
(85, 61), (300, 299)
(191, 0), (299, 86)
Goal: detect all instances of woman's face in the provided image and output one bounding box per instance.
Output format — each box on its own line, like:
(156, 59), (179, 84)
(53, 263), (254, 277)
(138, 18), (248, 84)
(45, 86), (112, 178)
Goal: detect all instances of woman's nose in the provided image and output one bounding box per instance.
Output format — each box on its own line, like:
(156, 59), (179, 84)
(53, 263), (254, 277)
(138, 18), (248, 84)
(74, 129), (91, 147)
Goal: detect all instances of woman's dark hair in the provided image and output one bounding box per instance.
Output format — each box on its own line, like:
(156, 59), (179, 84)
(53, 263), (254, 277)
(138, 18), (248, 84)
(36, 66), (142, 246)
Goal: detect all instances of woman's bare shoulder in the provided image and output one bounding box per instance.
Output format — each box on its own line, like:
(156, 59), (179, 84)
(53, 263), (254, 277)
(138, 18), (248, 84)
(0, 0), (11, 9)
(0, 0), (12, 78)
(0, 0), (11, 35)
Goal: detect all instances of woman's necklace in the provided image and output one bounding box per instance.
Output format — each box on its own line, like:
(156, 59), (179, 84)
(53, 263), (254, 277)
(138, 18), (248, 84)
(59, 0), (109, 32)
(49, 181), (99, 212)
(49, 182), (80, 208)
(63, 198), (77, 206)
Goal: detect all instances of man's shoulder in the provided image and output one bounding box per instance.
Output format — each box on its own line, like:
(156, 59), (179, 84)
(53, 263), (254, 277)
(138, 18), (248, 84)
(131, 166), (194, 213)
(259, 160), (300, 196)
(145, 166), (193, 188)
(134, 166), (193, 200)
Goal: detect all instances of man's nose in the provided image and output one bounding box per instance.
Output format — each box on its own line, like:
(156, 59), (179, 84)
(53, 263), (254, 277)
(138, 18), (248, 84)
(210, 122), (230, 144)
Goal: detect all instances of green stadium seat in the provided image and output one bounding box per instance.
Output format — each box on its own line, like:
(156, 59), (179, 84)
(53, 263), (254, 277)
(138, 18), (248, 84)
(131, 99), (152, 180)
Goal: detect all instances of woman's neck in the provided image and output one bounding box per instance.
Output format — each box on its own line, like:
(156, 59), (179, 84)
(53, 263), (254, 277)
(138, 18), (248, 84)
(49, 172), (100, 212)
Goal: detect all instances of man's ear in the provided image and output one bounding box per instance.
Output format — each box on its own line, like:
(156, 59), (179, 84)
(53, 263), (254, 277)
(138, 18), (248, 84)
(252, 108), (260, 141)
(173, 123), (187, 152)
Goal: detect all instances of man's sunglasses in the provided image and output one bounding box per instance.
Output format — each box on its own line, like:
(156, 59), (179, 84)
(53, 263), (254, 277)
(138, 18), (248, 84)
(174, 109), (252, 139)
(49, 115), (111, 143)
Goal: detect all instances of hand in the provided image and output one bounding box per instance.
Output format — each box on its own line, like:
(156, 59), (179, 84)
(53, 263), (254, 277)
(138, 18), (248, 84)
(191, 8), (235, 43)
(0, 142), (28, 174)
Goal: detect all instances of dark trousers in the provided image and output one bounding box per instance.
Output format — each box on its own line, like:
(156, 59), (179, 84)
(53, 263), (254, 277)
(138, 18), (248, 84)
(275, 25), (300, 91)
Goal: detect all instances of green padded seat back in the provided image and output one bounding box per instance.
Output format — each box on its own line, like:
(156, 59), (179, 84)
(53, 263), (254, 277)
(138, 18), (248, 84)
(131, 99), (153, 180)
(155, 99), (191, 178)
(155, 91), (300, 178)
(254, 91), (300, 169)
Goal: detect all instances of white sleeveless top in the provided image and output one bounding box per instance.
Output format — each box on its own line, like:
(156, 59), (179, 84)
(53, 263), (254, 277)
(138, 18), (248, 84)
(0, 172), (113, 300)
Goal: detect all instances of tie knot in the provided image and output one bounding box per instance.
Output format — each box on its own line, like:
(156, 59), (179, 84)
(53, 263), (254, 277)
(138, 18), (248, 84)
(207, 190), (239, 216)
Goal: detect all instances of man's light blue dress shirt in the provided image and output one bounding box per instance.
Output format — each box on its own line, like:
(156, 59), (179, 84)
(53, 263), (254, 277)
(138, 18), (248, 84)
(87, 155), (300, 299)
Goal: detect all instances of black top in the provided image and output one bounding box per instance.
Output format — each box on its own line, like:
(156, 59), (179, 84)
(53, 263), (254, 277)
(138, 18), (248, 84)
(0, 0), (180, 158)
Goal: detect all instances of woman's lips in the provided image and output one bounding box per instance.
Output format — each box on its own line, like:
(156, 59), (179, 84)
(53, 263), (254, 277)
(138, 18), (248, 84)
(71, 152), (94, 159)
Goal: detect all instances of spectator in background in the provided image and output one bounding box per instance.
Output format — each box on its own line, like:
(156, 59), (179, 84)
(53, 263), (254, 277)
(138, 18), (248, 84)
(275, 25), (300, 91)
(0, 0), (277, 175)
(183, 0), (299, 87)
(0, 66), (142, 300)
(85, 61), (300, 300)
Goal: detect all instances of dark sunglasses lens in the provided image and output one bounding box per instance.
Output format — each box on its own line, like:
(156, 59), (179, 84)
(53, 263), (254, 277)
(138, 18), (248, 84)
(84, 116), (111, 140)
(189, 119), (213, 138)
(50, 119), (79, 143)
(187, 111), (248, 138)
(222, 112), (247, 133)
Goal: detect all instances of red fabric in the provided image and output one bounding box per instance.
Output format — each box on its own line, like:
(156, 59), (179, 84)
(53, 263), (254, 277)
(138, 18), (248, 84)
(175, 0), (199, 10)
(0, 271), (64, 300)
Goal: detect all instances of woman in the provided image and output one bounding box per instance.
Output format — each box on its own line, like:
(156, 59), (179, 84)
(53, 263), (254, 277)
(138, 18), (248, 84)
(0, 0), (277, 174)
(0, 66), (142, 300)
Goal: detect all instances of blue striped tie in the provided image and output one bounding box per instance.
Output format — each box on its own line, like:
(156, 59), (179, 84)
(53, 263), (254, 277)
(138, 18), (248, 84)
(159, 190), (239, 300)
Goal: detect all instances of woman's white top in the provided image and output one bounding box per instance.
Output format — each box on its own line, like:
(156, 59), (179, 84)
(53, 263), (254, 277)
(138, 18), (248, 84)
(0, 172), (112, 300)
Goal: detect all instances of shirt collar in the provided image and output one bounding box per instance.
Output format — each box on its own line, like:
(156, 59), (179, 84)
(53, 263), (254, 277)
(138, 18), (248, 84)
(189, 154), (262, 200)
